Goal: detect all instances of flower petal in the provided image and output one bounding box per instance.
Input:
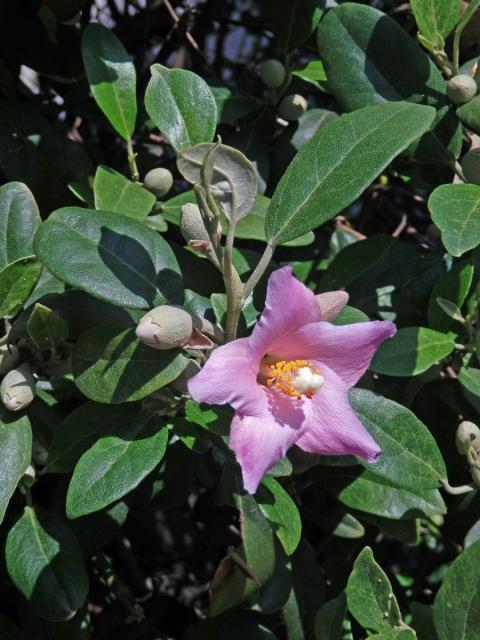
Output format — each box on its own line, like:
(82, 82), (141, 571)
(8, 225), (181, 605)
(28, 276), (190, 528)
(249, 266), (321, 364)
(296, 364), (380, 462)
(188, 338), (266, 416)
(272, 320), (396, 387)
(230, 391), (306, 494)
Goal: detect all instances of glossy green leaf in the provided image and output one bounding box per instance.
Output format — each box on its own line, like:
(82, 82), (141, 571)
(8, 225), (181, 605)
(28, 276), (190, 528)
(265, 102), (435, 244)
(0, 256), (42, 318)
(370, 327), (455, 376)
(314, 591), (347, 640)
(27, 303), (69, 350)
(145, 64), (217, 151)
(5, 507), (89, 621)
(257, 476), (302, 556)
(333, 305), (369, 325)
(457, 96), (480, 134)
(433, 539), (480, 639)
(0, 182), (41, 268)
(81, 23), (137, 140)
(93, 165), (155, 219)
(47, 401), (141, 473)
(291, 61), (327, 87)
(429, 184), (480, 257)
(209, 494), (275, 616)
(269, 0), (324, 52)
(350, 388), (447, 490)
(428, 260), (473, 332)
(72, 324), (188, 403)
(347, 546), (401, 633)
(0, 410), (32, 525)
(33, 207), (183, 309)
(66, 413), (168, 518)
(411, 0), (462, 39)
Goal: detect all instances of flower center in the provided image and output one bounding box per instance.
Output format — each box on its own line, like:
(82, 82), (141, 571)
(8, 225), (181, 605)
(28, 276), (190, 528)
(261, 358), (324, 399)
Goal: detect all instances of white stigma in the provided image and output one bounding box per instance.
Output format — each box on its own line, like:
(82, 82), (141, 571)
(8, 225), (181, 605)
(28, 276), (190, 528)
(292, 366), (324, 395)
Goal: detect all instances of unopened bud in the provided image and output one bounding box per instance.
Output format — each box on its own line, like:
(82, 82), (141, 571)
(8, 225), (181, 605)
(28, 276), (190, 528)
(260, 59), (286, 89)
(461, 148), (480, 184)
(0, 343), (20, 376)
(315, 291), (349, 322)
(180, 203), (211, 244)
(447, 74), (477, 105)
(456, 421), (480, 455)
(279, 94), (308, 121)
(0, 364), (36, 412)
(136, 305), (194, 350)
(144, 168), (173, 197)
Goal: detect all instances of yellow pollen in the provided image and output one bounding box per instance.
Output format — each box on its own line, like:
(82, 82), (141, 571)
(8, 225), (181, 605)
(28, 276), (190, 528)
(264, 359), (321, 399)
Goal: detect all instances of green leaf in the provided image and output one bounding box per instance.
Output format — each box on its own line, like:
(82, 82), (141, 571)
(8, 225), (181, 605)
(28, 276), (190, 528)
(314, 591), (347, 640)
(333, 305), (369, 325)
(0, 256), (42, 318)
(291, 60), (327, 87)
(93, 165), (155, 220)
(47, 401), (141, 473)
(370, 327), (455, 377)
(72, 324), (188, 403)
(145, 64), (217, 151)
(458, 366), (480, 398)
(265, 102), (435, 244)
(81, 23), (137, 140)
(0, 411), (32, 525)
(33, 207), (183, 309)
(209, 494), (275, 616)
(433, 539), (480, 640)
(428, 259), (473, 331)
(209, 86), (256, 125)
(411, 602), (439, 640)
(5, 507), (89, 621)
(257, 476), (302, 556)
(347, 546), (401, 633)
(411, 0), (462, 40)
(269, 0), (324, 52)
(66, 413), (168, 518)
(457, 96), (480, 134)
(350, 388), (447, 490)
(27, 303), (69, 350)
(0, 182), (41, 268)
(428, 184), (480, 257)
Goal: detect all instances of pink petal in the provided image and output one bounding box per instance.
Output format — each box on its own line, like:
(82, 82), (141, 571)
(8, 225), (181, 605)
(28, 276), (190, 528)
(272, 320), (396, 388)
(296, 364), (380, 462)
(230, 391), (306, 494)
(315, 291), (349, 322)
(187, 338), (266, 416)
(248, 266), (321, 364)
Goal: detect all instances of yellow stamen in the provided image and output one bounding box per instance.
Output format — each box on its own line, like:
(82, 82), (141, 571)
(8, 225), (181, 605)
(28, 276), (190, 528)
(262, 359), (323, 399)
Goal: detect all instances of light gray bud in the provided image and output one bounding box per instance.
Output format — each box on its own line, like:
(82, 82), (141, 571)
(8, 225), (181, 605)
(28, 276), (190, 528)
(279, 94), (308, 121)
(1, 364), (36, 412)
(456, 421), (480, 455)
(136, 305), (194, 350)
(144, 168), (173, 197)
(0, 343), (20, 376)
(260, 59), (286, 89)
(447, 74), (477, 105)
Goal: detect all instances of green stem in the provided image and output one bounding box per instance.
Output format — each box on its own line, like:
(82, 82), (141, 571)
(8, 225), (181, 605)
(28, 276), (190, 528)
(223, 218), (244, 342)
(452, 0), (480, 75)
(244, 243), (275, 298)
(127, 138), (140, 182)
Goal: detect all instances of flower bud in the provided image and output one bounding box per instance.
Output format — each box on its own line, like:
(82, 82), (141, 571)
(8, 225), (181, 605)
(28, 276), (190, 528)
(136, 305), (194, 350)
(456, 420), (480, 455)
(0, 343), (20, 376)
(315, 291), (349, 322)
(1, 364), (36, 412)
(279, 94), (308, 121)
(143, 168), (173, 197)
(461, 148), (480, 184)
(260, 59), (286, 89)
(446, 74), (477, 105)
(180, 203), (211, 244)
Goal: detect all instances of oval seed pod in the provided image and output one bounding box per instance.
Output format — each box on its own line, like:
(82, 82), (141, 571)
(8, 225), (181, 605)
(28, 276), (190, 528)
(456, 420), (480, 455)
(0, 364), (36, 412)
(278, 94), (308, 121)
(446, 74), (477, 105)
(143, 168), (174, 197)
(0, 343), (20, 376)
(461, 148), (480, 184)
(136, 305), (194, 350)
(180, 203), (211, 244)
(260, 59), (286, 89)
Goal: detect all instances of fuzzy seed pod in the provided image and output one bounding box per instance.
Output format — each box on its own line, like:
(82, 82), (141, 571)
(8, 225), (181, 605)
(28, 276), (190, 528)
(278, 94), (308, 121)
(136, 305), (194, 350)
(0, 364), (36, 412)
(461, 148), (480, 184)
(0, 343), (20, 376)
(260, 59), (286, 89)
(144, 168), (173, 197)
(446, 74), (478, 104)
(456, 420), (480, 455)
(180, 203), (211, 244)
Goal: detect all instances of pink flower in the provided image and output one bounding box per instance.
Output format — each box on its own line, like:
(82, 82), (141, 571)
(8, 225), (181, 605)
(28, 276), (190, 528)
(188, 267), (396, 494)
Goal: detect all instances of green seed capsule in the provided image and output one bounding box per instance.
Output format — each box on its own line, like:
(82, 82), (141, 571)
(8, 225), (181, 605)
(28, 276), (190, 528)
(279, 94), (308, 121)
(143, 168), (173, 197)
(260, 59), (286, 89)
(0, 364), (36, 412)
(446, 74), (477, 105)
